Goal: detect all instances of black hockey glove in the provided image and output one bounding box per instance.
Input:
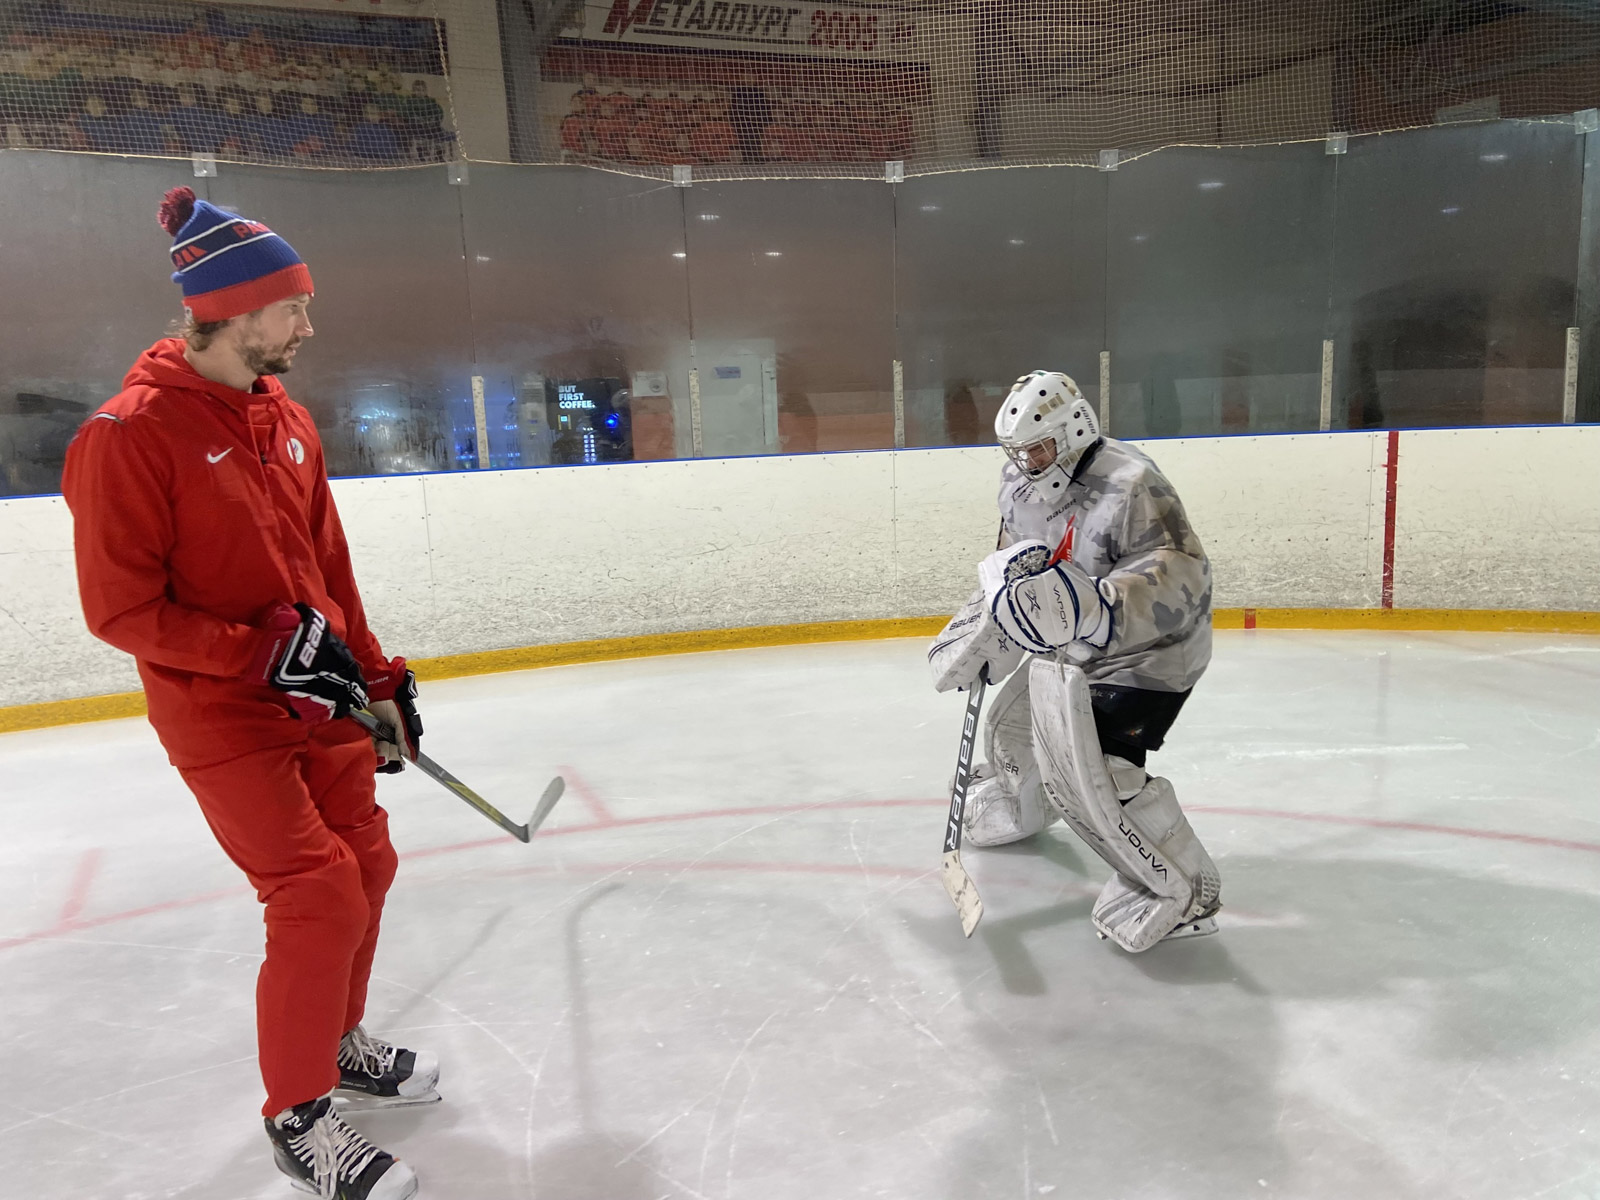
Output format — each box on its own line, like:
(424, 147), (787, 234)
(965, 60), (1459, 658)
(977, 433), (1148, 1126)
(252, 602), (369, 724)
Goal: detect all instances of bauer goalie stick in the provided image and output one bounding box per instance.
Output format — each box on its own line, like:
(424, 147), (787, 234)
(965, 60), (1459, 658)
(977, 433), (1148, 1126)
(351, 709), (566, 844)
(941, 666), (988, 937)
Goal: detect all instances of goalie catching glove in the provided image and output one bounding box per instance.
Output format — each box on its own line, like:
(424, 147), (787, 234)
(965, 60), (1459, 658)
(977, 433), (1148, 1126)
(979, 540), (1115, 655)
(250, 602), (368, 724)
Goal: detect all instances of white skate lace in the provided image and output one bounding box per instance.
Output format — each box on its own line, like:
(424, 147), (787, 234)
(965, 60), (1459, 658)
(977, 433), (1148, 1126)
(288, 1107), (383, 1200)
(339, 1024), (399, 1079)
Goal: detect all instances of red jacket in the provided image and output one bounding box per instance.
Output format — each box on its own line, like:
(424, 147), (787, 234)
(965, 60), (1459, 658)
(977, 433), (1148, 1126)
(62, 338), (396, 768)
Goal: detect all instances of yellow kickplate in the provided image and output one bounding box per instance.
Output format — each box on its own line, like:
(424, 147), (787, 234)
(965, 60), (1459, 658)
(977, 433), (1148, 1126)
(5, 610), (1597, 734)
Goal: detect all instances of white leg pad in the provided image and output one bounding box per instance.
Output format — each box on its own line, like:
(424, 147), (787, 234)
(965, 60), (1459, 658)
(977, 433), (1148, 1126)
(1090, 777), (1222, 950)
(1027, 658), (1222, 952)
(961, 667), (1058, 848)
(984, 665), (1038, 793)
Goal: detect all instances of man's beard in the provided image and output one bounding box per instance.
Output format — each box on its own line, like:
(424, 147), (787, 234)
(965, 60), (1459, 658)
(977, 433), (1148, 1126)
(242, 339), (299, 377)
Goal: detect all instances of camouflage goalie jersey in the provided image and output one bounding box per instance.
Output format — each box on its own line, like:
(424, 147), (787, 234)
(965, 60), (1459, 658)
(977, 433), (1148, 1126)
(998, 437), (1212, 692)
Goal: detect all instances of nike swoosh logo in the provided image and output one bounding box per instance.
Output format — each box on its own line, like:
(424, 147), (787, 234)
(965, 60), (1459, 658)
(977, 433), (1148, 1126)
(207, 448), (232, 464)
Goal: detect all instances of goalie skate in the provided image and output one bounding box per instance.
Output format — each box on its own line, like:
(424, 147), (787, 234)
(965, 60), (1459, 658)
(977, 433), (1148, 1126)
(1098, 914), (1217, 943)
(1163, 914), (1219, 941)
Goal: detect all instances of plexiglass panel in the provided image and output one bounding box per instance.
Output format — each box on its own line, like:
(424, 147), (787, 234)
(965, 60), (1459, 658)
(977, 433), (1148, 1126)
(0, 152), (184, 496)
(1, 115), (1593, 499)
(1330, 122), (1582, 429)
(895, 170), (1106, 448)
(208, 165), (476, 477)
(682, 181), (894, 457)
(459, 166), (692, 467)
(1106, 144), (1335, 439)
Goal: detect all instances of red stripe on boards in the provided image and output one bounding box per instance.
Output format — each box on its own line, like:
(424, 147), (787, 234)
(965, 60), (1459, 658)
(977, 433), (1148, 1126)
(1381, 429), (1400, 610)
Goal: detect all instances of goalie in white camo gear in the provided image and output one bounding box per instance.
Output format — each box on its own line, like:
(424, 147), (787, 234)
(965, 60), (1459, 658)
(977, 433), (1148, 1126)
(928, 368), (1220, 948)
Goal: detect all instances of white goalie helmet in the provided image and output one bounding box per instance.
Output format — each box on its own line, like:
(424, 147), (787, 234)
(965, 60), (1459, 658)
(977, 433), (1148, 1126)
(994, 370), (1100, 480)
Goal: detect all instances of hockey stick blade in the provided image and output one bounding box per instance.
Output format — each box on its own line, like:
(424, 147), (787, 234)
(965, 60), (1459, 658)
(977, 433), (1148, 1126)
(941, 850), (983, 937)
(940, 670), (989, 937)
(351, 709), (564, 843)
(527, 775), (566, 838)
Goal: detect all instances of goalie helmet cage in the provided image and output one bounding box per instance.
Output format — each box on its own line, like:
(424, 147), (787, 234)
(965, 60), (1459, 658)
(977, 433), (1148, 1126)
(0, 0), (1595, 178)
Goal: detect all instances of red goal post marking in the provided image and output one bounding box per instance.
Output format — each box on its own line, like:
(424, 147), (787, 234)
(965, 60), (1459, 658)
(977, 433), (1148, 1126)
(1381, 429), (1401, 610)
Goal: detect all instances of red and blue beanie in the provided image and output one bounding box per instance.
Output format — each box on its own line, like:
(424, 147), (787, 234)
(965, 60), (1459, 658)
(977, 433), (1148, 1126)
(156, 187), (313, 322)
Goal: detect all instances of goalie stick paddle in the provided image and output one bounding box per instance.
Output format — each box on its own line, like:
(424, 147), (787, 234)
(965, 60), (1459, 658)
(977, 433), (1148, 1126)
(351, 709), (566, 844)
(941, 667), (988, 937)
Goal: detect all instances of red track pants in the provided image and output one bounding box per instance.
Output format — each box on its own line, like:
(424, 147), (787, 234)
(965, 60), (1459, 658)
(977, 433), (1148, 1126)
(180, 721), (398, 1117)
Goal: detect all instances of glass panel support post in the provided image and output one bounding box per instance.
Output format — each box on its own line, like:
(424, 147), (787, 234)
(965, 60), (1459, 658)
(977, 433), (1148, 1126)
(1563, 328), (1580, 423)
(892, 359), (905, 448)
(1320, 339), (1335, 431)
(1098, 350), (1111, 433)
(1579, 123), (1599, 421)
(689, 366), (704, 456)
(470, 375), (490, 468)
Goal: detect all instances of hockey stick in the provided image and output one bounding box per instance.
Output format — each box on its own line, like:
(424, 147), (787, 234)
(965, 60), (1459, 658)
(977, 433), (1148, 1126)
(351, 709), (566, 844)
(941, 666), (988, 937)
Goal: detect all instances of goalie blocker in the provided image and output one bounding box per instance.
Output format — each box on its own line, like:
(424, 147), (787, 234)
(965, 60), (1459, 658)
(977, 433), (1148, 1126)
(928, 587), (1023, 694)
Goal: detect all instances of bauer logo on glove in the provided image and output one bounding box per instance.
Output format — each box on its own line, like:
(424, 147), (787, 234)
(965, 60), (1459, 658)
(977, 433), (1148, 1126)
(251, 601), (369, 724)
(928, 588), (1026, 693)
(979, 540), (1115, 655)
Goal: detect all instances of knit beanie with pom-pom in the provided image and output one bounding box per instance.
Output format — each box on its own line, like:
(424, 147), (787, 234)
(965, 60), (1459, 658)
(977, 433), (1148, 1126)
(157, 186), (313, 322)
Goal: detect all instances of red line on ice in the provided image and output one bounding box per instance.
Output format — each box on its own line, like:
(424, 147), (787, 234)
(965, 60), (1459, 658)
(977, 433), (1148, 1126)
(560, 765), (616, 825)
(58, 847), (102, 924)
(1190, 805), (1600, 855)
(478, 858), (926, 882)
(0, 884), (242, 953)
(398, 797), (937, 863)
(5, 795), (1598, 954)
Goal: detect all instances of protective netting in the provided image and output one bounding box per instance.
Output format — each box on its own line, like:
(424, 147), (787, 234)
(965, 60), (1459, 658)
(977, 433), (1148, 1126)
(0, 0), (454, 167)
(1, 0), (1597, 176)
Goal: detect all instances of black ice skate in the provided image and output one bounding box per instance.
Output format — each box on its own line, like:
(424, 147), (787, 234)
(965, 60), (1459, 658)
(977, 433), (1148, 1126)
(266, 1094), (418, 1200)
(334, 1024), (442, 1111)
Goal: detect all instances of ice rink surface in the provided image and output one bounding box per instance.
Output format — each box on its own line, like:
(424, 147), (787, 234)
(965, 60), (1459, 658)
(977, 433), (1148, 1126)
(3, 630), (1599, 1200)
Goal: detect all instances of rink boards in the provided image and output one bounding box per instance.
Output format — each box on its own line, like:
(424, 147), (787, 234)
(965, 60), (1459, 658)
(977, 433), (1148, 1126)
(2, 424), (1598, 710)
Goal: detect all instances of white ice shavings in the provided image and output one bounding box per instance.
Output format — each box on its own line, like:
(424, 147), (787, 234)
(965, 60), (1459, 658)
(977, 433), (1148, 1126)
(888, 994), (946, 1050)
(721, 1054), (761, 1200)
(0, 1049), (255, 1140)
(1033, 1072), (1061, 1147)
(636, 806), (819, 918)
(616, 1012), (778, 1200)
(697, 1011), (777, 1197)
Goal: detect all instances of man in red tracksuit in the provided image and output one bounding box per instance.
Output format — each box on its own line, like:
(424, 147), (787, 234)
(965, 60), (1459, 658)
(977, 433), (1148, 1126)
(62, 187), (431, 1200)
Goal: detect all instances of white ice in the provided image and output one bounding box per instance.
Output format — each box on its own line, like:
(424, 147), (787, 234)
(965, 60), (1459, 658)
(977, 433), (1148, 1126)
(2, 631), (1599, 1200)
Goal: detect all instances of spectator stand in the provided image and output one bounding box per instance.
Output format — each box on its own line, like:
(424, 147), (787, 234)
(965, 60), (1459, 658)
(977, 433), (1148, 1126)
(0, 1), (455, 166)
